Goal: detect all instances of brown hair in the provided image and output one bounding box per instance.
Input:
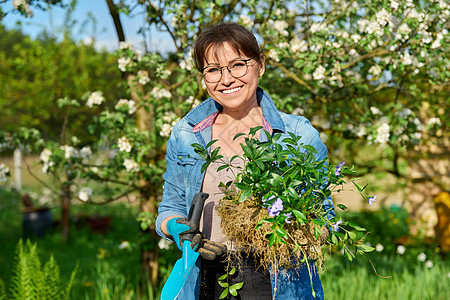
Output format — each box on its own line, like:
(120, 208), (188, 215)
(193, 23), (261, 71)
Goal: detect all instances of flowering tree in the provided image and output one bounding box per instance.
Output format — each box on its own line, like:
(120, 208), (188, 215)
(1, 0), (448, 292)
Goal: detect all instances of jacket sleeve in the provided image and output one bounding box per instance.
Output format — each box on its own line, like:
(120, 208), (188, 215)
(295, 117), (336, 221)
(155, 126), (189, 239)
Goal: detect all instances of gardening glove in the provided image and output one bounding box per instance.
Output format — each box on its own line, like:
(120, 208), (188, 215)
(166, 217), (198, 250)
(190, 233), (227, 261)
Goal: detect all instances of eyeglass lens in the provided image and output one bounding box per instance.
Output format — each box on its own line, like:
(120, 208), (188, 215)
(203, 60), (249, 83)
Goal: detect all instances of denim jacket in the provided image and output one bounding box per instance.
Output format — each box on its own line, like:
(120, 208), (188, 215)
(156, 88), (334, 299)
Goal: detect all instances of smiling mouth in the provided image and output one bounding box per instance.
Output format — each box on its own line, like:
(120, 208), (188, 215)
(220, 86), (242, 94)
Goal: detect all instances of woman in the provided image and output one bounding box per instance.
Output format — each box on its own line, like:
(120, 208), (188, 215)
(156, 23), (334, 299)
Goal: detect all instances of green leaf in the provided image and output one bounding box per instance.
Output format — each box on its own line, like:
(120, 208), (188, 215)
(217, 165), (229, 172)
(302, 145), (318, 154)
(219, 287), (229, 299)
(348, 222), (366, 231)
(293, 210), (307, 224)
(337, 204), (347, 210)
(233, 133), (246, 141)
(229, 267), (236, 275)
(356, 244), (375, 253)
(239, 189), (252, 202)
(218, 281), (228, 288)
(331, 233), (338, 244)
(348, 231), (357, 240)
(218, 274), (227, 281)
(206, 139), (219, 149)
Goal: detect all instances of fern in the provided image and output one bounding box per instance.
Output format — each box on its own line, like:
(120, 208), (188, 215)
(42, 256), (62, 300)
(0, 279), (7, 300)
(3, 239), (78, 300)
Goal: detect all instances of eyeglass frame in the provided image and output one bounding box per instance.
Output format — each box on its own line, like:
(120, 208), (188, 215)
(199, 57), (258, 83)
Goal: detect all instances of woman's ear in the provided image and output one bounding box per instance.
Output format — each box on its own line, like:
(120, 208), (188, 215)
(258, 53), (266, 77)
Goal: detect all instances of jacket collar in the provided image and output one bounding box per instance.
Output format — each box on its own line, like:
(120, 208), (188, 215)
(184, 87), (286, 133)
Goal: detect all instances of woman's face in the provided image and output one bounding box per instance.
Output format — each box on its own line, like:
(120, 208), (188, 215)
(203, 42), (265, 113)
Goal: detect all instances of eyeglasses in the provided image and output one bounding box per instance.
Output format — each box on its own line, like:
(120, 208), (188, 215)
(200, 57), (257, 83)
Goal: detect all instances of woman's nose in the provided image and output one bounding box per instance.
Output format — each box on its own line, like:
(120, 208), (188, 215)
(220, 68), (235, 85)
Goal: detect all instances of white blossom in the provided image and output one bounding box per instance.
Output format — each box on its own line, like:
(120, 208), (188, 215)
(375, 243), (384, 252)
(310, 22), (327, 34)
(269, 20), (289, 36)
(267, 49), (279, 62)
(137, 70), (150, 85)
(86, 91), (104, 108)
(115, 99), (136, 114)
(401, 52), (413, 65)
(118, 57), (132, 72)
(119, 41), (132, 50)
(425, 260), (433, 268)
(61, 145), (79, 159)
(417, 252), (427, 262)
(350, 34), (361, 43)
(398, 108), (412, 119)
(40, 149), (52, 163)
(430, 32), (444, 49)
(356, 126), (367, 137)
(158, 238), (171, 250)
(375, 123), (390, 145)
(78, 187), (93, 202)
(12, 0), (32, 16)
(290, 38), (308, 52)
(397, 245), (406, 255)
(123, 159), (139, 172)
(376, 9), (392, 27)
(427, 117), (441, 126)
(80, 146), (92, 159)
(390, 0), (400, 10)
(349, 49), (358, 57)
(239, 15), (254, 27)
(313, 65), (326, 80)
(0, 163), (9, 183)
(152, 87), (171, 100)
(368, 65), (382, 76)
(135, 49), (143, 62)
(160, 123), (174, 137)
(117, 136), (132, 152)
(370, 106), (381, 115)
(310, 44), (322, 53)
(118, 241), (131, 250)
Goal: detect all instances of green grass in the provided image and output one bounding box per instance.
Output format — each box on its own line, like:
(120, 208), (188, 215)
(1, 187), (449, 299)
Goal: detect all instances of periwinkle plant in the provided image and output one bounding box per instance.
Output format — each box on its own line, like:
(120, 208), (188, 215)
(192, 126), (376, 266)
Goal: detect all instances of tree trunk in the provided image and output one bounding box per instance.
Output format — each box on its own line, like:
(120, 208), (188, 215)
(61, 173), (72, 240)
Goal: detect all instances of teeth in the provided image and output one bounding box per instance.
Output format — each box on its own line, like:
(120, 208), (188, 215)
(222, 87), (241, 94)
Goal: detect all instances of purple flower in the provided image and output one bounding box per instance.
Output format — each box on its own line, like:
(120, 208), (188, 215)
(331, 220), (343, 231)
(368, 195), (377, 206)
(284, 212), (292, 223)
(335, 162), (345, 176)
(267, 198), (283, 217)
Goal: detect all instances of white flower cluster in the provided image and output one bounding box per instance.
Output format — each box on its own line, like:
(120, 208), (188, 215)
(268, 19), (289, 36)
(151, 87), (171, 100)
(180, 50), (195, 71)
(115, 99), (137, 114)
(160, 111), (180, 137)
(313, 65), (326, 80)
(427, 117), (441, 126)
(78, 187), (92, 202)
(80, 146), (92, 159)
(290, 38), (308, 53)
(118, 57), (132, 72)
(186, 96), (201, 108)
(137, 70), (150, 85)
(117, 136), (132, 152)
(40, 148), (54, 174)
(368, 65), (382, 76)
(60, 145), (79, 160)
(375, 123), (390, 145)
(238, 15), (254, 27)
(86, 91), (104, 108)
(0, 163), (10, 183)
(119, 41), (132, 50)
(267, 49), (279, 62)
(431, 31), (446, 49)
(12, 0), (32, 16)
(123, 158), (139, 172)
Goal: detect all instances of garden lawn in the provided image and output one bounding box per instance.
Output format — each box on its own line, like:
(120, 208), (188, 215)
(0, 188), (449, 299)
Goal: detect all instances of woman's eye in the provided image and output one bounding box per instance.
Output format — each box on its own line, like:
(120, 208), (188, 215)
(231, 62), (246, 68)
(205, 67), (220, 73)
